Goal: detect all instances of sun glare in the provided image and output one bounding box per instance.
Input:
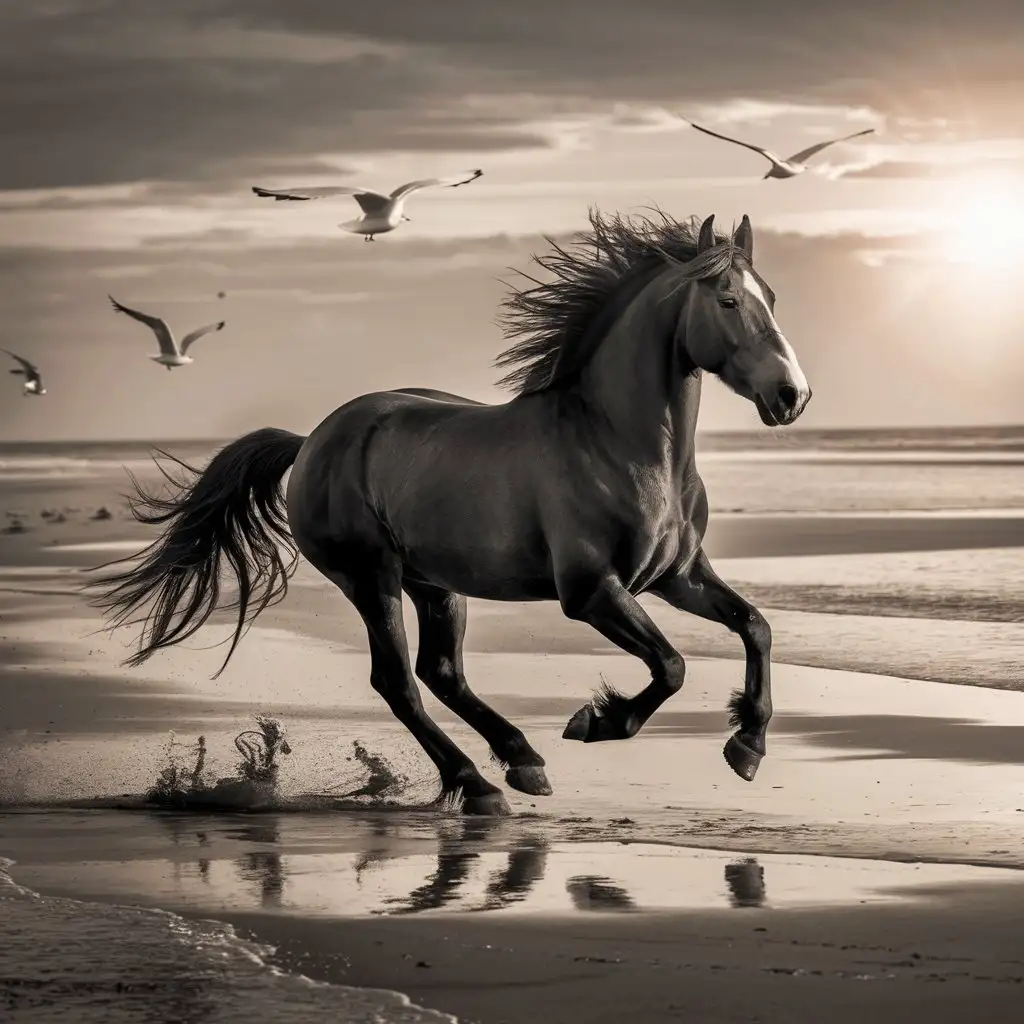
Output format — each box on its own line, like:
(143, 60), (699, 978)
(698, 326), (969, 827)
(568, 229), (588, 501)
(938, 174), (1024, 269)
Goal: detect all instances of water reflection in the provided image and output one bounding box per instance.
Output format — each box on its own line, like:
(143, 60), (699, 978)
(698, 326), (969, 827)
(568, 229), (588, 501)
(566, 875), (638, 912)
(231, 823), (285, 908)
(479, 838), (549, 912)
(196, 830), (210, 883)
(384, 848), (478, 914)
(169, 816), (771, 916)
(382, 818), (550, 914)
(353, 819), (403, 883)
(725, 857), (767, 908)
(16, 807), (1008, 919)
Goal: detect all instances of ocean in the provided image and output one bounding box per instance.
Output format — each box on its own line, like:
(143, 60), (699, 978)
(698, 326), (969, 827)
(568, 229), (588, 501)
(3, 424), (1024, 513)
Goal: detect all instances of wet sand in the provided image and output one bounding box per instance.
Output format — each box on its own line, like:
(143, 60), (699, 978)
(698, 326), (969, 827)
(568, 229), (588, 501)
(230, 885), (1024, 1024)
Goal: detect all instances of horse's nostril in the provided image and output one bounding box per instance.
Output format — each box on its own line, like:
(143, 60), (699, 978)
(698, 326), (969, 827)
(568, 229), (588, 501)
(777, 384), (799, 411)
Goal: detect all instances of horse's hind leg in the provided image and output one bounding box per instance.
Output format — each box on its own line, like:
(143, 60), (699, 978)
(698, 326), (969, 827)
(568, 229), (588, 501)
(405, 581), (553, 798)
(326, 564), (511, 816)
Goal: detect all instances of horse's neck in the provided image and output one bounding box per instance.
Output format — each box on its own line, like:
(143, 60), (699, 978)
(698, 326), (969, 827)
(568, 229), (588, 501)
(576, 272), (700, 474)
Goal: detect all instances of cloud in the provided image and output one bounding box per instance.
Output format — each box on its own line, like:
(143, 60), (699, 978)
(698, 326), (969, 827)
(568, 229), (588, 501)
(838, 161), (942, 180)
(687, 99), (881, 129)
(605, 105), (687, 133)
(1, 1), (1023, 193)
(64, 22), (410, 64)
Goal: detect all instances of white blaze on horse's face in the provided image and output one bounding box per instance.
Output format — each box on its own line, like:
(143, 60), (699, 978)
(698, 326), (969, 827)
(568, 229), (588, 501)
(705, 265), (811, 428)
(740, 269), (811, 424)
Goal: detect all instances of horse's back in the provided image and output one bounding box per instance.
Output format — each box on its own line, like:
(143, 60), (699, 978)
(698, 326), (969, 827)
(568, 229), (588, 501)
(392, 387), (488, 407)
(286, 387), (563, 593)
(288, 388), (514, 521)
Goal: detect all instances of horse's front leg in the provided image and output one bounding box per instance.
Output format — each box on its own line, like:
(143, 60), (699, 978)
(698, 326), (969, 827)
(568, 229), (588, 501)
(557, 572), (686, 742)
(650, 550), (772, 782)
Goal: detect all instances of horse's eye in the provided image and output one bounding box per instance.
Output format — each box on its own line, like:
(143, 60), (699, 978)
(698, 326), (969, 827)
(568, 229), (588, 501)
(719, 296), (738, 309)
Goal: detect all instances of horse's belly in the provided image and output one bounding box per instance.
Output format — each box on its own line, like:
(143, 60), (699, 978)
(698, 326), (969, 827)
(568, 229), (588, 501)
(402, 558), (558, 601)
(396, 511), (556, 600)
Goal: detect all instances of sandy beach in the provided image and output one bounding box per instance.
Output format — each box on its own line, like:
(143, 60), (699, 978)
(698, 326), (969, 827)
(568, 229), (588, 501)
(2, 439), (1024, 1022)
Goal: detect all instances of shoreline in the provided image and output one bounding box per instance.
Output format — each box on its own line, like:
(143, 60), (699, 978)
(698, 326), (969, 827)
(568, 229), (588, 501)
(4, 804), (1024, 871)
(5, 821), (1024, 1024)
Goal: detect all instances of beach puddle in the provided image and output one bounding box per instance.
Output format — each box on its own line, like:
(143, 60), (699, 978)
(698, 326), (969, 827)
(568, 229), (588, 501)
(2, 812), (1021, 920)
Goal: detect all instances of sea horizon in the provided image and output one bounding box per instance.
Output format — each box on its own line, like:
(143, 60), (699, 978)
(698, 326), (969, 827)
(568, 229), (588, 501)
(2, 421), (1023, 454)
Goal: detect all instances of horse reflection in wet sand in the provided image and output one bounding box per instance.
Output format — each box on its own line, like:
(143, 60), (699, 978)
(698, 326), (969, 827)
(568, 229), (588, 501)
(383, 822), (550, 915)
(725, 858), (767, 908)
(88, 209), (812, 815)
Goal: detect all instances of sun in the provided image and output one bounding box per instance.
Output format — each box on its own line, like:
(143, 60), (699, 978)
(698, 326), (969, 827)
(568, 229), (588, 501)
(937, 172), (1024, 269)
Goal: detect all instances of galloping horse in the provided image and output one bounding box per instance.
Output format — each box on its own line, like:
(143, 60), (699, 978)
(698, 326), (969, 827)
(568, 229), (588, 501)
(89, 209), (811, 815)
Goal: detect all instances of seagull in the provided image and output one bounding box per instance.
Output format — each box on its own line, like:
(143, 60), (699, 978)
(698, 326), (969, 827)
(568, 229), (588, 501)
(681, 119), (875, 179)
(3, 349), (46, 396)
(108, 296), (225, 370)
(252, 169), (484, 241)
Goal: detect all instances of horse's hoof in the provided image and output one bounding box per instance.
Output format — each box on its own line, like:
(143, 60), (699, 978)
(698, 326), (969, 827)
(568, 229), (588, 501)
(505, 765), (553, 796)
(723, 734), (763, 782)
(563, 705), (631, 742)
(462, 791), (513, 816)
(562, 705), (595, 741)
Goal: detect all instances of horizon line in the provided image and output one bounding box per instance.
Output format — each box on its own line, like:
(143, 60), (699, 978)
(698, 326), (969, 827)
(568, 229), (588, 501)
(2, 422), (1023, 447)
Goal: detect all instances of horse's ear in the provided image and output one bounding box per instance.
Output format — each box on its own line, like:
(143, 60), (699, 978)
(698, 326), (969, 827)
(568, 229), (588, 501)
(733, 214), (754, 261)
(697, 214), (716, 253)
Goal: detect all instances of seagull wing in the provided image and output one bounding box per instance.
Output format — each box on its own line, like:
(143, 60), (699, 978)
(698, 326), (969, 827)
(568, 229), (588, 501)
(109, 296), (179, 356)
(786, 128), (876, 165)
(389, 169), (483, 201)
(2, 349), (39, 382)
(252, 184), (391, 213)
(180, 320), (225, 355)
(682, 120), (782, 164)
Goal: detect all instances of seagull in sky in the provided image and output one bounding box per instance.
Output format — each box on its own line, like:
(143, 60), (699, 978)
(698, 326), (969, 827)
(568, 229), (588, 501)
(109, 296), (225, 371)
(680, 119), (875, 179)
(251, 169), (484, 240)
(4, 349), (46, 396)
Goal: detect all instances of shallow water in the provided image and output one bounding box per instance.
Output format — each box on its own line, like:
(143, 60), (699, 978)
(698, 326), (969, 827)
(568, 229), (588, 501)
(8, 830), (1023, 921)
(5, 810), (1024, 915)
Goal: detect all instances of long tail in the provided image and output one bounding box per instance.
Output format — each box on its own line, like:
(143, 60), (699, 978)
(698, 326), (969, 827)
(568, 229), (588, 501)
(85, 427), (305, 677)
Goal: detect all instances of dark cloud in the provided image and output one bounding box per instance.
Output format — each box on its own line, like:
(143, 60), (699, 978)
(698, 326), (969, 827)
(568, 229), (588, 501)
(1, 2), (1022, 190)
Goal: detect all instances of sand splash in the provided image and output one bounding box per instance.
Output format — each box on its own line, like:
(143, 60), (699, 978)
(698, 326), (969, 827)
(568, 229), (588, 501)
(142, 715), (416, 813)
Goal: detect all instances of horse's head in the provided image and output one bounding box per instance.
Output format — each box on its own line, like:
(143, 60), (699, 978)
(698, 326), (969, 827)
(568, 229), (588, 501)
(680, 214), (811, 427)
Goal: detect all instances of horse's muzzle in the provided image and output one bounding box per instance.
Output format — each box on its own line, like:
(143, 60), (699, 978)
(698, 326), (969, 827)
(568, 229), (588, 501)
(756, 384), (811, 427)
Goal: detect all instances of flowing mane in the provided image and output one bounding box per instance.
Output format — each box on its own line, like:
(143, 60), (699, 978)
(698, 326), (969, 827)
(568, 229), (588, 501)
(495, 207), (741, 395)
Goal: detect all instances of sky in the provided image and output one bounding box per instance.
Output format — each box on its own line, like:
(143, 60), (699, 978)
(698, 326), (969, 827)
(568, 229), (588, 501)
(1, 0), (1023, 441)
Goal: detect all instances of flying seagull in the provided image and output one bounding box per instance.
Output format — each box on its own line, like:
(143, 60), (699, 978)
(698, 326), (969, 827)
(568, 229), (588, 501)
(681, 119), (875, 179)
(252, 169), (484, 241)
(109, 296), (225, 371)
(4, 349), (46, 396)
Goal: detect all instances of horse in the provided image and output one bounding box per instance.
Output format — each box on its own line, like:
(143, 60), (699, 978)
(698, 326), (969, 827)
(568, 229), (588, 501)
(87, 208), (812, 816)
